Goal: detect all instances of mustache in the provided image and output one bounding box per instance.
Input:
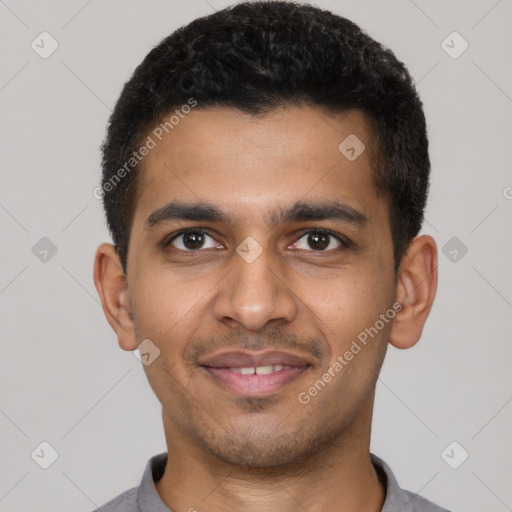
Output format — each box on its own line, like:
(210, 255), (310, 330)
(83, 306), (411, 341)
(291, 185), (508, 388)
(184, 327), (329, 364)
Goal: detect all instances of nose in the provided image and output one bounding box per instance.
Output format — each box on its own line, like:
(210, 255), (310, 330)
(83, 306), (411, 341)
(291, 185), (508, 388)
(213, 241), (297, 332)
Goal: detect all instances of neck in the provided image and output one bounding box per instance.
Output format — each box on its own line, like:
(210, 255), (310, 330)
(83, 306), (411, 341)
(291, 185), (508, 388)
(155, 400), (386, 512)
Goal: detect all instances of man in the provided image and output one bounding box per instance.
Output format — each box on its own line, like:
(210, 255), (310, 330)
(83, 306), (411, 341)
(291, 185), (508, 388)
(92, 1), (448, 510)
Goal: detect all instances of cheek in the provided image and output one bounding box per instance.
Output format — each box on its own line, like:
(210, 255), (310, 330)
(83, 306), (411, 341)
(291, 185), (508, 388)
(301, 270), (393, 407)
(309, 265), (393, 338)
(130, 273), (211, 398)
(130, 270), (210, 345)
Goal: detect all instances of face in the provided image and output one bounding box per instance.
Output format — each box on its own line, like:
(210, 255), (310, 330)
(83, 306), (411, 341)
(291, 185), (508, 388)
(120, 106), (399, 467)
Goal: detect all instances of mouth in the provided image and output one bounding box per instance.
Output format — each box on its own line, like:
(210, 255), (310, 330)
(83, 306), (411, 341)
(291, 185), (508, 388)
(198, 350), (312, 398)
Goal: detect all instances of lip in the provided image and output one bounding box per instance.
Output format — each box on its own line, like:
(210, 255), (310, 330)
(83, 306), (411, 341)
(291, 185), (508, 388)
(198, 350), (311, 368)
(201, 365), (311, 397)
(198, 350), (312, 398)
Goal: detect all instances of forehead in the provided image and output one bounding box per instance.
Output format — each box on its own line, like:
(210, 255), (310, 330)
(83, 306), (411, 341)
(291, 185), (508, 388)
(133, 106), (385, 228)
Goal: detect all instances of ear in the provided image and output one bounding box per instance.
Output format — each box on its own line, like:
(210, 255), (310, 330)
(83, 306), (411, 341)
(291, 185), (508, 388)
(389, 234), (438, 350)
(93, 243), (138, 351)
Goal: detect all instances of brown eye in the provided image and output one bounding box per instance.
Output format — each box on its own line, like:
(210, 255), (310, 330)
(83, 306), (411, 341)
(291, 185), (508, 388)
(293, 230), (346, 251)
(166, 230), (219, 251)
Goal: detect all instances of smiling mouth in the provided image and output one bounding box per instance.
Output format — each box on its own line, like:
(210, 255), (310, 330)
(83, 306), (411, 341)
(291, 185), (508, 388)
(200, 364), (311, 397)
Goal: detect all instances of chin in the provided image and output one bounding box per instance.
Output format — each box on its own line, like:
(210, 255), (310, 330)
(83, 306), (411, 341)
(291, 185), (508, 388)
(199, 420), (333, 470)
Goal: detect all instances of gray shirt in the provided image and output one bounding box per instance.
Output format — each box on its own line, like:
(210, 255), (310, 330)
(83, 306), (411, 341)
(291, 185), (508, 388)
(92, 452), (450, 512)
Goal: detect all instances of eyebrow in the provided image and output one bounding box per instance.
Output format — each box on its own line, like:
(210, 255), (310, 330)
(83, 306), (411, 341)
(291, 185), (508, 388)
(145, 199), (367, 230)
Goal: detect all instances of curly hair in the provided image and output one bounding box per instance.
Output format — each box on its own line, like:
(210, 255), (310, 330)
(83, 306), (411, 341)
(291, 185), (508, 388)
(100, 0), (430, 275)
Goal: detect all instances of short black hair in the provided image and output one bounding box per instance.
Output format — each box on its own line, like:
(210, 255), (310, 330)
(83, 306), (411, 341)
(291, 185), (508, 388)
(100, 0), (430, 275)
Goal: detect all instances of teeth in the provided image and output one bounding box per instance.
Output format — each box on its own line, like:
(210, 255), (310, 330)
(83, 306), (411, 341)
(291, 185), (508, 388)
(231, 365), (286, 375)
(255, 365), (274, 375)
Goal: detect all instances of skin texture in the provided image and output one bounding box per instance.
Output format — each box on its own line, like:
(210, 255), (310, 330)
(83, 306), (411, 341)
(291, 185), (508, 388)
(94, 106), (438, 512)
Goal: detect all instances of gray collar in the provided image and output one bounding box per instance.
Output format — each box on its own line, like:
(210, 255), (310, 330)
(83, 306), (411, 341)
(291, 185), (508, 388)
(134, 451), (448, 512)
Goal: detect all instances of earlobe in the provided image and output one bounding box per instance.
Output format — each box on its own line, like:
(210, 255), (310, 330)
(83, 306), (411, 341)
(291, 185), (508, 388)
(93, 243), (138, 351)
(389, 235), (438, 350)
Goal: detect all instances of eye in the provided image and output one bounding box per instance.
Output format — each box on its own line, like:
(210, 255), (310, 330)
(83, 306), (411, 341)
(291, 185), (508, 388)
(292, 229), (347, 251)
(163, 228), (350, 253)
(164, 229), (221, 251)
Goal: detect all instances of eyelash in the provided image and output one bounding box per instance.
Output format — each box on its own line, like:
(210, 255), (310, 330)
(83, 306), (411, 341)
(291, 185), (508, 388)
(162, 228), (351, 253)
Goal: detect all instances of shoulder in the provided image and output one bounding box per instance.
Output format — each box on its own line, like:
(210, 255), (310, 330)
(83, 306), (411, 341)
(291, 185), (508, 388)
(88, 452), (168, 512)
(399, 488), (452, 512)
(90, 486), (138, 512)
(370, 453), (452, 512)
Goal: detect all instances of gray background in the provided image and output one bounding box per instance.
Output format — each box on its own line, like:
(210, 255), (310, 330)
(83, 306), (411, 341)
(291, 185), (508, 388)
(0, 0), (511, 511)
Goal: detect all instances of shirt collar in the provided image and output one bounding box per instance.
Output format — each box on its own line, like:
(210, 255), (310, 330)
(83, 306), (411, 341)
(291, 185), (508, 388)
(370, 452), (415, 511)
(136, 451), (412, 511)
(136, 451), (170, 512)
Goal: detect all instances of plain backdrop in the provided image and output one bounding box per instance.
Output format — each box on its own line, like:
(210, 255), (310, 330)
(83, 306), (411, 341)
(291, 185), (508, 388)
(0, 1), (511, 511)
